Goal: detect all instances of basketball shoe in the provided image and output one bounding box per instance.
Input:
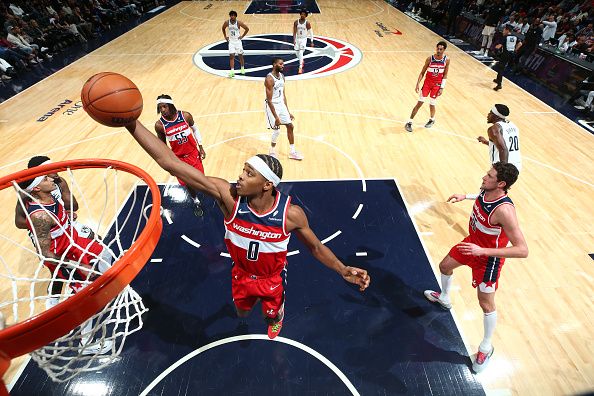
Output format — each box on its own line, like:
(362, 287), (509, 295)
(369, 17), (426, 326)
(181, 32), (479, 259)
(423, 290), (452, 310)
(267, 320), (283, 339)
(288, 151), (304, 160)
(405, 122), (413, 132)
(268, 148), (277, 159)
(424, 119), (435, 128)
(228, 70), (235, 78)
(240, 67), (245, 75)
(472, 346), (494, 373)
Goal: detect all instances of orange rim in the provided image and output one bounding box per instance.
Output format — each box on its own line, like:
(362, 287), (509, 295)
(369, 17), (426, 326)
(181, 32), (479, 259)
(0, 159), (162, 359)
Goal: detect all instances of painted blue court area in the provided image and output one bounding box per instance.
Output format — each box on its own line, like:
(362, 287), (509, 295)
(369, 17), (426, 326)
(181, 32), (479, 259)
(10, 180), (483, 395)
(245, 0), (320, 14)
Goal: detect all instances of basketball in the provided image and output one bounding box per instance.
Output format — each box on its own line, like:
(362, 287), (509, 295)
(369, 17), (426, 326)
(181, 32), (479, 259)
(81, 72), (143, 127)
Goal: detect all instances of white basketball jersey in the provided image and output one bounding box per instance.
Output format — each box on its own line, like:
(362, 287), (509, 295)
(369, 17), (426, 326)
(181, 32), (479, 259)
(267, 72), (285, 104)
(490, 120), (522, 171)
(296, 19), (307, 39)
(228, 19), (241, 41)
(505, 35), (518, 52)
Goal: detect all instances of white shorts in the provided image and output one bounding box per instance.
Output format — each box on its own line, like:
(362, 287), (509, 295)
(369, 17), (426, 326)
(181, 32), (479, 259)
(482, 25), (496, 36)
(294, 38), (307, 51)
(265, 101), (291, 128)
(228, 40), (243, 55)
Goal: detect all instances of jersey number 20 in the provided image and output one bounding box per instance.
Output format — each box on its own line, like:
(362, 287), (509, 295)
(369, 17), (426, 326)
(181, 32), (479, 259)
(508, 135), (519, 152)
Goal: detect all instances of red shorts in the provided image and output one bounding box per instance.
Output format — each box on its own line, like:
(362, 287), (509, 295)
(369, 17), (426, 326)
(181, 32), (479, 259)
(421, 83), (441, 99)
(177, 152), (204, 187)
(231, 265), (286, 319)
(448, 236), (505, 293)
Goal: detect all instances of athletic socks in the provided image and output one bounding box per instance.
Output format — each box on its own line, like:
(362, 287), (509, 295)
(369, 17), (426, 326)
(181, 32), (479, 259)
(440, 273), (453, 303)
(479, 311), (497, 352)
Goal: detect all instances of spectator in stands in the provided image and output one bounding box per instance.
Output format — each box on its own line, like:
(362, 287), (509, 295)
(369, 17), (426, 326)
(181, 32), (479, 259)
(576, 22), (593, 38)
(542, 15), (558, 44)
(506, 14), (522, 33)
(0, 34), (37, 65)
(558, 32), (576, 52)
(514, 17), (542, 73)
(0, 57), (16, 80)
(6, 26), (43, 62)
(446, 0), (465, 36)
(480, 0), (505, 56)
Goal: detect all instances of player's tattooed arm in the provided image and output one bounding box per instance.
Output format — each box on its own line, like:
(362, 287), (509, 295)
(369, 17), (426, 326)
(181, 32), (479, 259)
(30, 211), (57, 259)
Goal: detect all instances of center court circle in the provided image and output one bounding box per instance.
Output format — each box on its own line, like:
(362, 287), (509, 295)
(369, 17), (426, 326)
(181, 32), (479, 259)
(193, 34), (362, 80)
(139, 335), (360, 396)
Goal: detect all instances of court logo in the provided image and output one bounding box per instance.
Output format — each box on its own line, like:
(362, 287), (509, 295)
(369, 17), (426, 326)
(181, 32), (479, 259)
(193, 34), (362, 80)
(374, 22), (402, 37)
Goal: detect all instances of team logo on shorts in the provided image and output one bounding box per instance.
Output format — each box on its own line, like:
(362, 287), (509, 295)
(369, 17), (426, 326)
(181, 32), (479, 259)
(193, 34), (362, 81)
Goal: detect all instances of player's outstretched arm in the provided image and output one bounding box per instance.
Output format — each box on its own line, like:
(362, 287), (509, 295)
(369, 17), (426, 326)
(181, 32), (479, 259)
(287, 204), (370, 291)
(125, 120), (235, 214)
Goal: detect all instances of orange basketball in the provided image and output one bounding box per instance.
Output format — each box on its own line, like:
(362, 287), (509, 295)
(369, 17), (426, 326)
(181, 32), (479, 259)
(81, 72), (143, 127)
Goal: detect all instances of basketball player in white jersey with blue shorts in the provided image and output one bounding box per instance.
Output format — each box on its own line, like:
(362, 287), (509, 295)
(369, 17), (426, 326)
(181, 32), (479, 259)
(265, 57), (304, 160)
(293, 10), (314, 74)
(222, 10), (249, 78)
(477, 104), (522, 172)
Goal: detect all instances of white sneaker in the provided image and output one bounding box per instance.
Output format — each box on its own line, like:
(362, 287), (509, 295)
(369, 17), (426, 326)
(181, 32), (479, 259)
(268, 149), (277, 159)
(423, 290), (452, 310)
(288, 151), (304, 160)
(472, 346), (494, 373)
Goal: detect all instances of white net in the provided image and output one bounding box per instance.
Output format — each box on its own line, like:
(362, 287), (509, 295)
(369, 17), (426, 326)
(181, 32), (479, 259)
(0, 163), (159, 383)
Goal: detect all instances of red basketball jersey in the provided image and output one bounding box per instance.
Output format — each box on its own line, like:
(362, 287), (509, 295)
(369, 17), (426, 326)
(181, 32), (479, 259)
(224, 192), (291, 276)
(26, 199), (70, 252)
(159, 111), (199, 158)
(468, 190), (514, 248)
(424, 55), (447, 86)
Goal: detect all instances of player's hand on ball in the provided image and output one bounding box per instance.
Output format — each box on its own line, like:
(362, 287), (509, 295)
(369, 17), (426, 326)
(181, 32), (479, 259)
(342, 266), (370, 291)
(457, 242), (484, 256)
(447, 194), (466, 203)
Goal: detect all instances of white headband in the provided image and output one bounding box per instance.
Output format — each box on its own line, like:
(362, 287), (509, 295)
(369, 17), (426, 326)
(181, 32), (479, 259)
(491, 106), (507, 119)
(157, 98), (174, 105)
(246, 156), (281, 187)
(23, 159), (52, 192)
(24, 175), (45, 192)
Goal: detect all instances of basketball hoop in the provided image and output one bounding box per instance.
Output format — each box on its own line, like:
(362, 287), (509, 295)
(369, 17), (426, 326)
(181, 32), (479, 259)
(0, 159), (162, 392)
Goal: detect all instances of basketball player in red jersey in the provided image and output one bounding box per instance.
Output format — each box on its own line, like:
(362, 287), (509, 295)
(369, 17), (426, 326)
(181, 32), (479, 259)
(18, 174), (113, 353)
(423, 162), (528, 373)
(125, 120), (370, 339)
(405, 41), (450, 132)
(155, 94), (206, 217)
(15, 155), (78, 230)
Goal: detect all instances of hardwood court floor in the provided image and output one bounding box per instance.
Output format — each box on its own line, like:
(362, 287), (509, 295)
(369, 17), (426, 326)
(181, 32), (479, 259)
(0, 1), (592, 394)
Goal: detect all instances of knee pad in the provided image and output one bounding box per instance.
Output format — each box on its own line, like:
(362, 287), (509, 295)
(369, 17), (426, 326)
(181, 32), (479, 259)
(429, 98), (438, 106)
(271, 129), (280, 143)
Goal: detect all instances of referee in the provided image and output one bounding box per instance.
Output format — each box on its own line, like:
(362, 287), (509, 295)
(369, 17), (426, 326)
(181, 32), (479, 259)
(493, 25), (522, 91)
